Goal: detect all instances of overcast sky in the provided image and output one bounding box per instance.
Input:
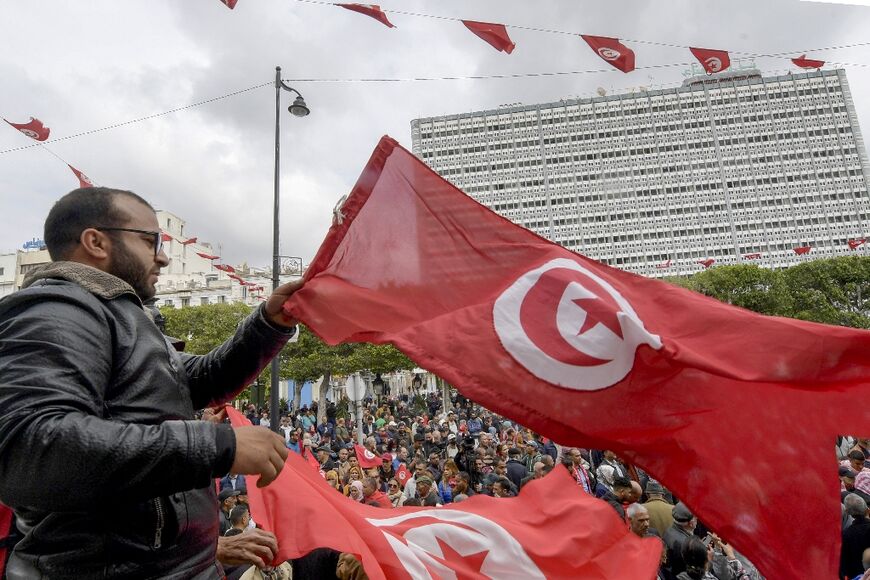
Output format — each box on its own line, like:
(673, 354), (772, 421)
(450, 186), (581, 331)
(2, 0), (869, 267)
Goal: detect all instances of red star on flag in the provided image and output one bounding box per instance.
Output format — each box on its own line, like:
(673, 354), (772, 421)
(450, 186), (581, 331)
(433, 537), (489, 579)
(573, 295), (623, 339)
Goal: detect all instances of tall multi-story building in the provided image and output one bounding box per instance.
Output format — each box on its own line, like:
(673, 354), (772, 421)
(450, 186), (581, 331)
(411, 68), (870, 277)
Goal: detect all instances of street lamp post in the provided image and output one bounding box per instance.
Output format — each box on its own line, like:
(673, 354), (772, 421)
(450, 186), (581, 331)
(271, 65), (309, 434)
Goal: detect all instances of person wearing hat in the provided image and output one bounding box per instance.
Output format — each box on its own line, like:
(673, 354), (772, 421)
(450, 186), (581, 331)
(522, 440), (542, 475)
(218, 488), (241, 536)
(643, 481), (674, 537)
(317, 446), (337, 472)
(841, 466), (860, 499)
(414, 475), (439, 506)
(445, 433), (459, 460)
(663, 502), (697, 576)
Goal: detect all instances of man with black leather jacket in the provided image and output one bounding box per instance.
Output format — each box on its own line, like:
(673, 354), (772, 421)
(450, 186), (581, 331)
(0, 187), (303, 579)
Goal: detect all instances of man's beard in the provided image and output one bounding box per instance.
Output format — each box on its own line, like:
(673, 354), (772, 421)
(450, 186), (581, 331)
(108, 239), (156, 301)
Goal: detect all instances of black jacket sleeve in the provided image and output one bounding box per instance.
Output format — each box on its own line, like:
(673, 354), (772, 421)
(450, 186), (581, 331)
(181, 304), (295, 410)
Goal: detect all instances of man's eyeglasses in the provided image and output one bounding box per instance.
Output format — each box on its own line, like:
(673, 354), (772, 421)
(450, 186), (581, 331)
(94, 227), (163, 256)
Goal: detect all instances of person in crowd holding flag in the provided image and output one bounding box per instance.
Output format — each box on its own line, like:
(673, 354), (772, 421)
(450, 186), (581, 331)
(361, 478), (392, 509)
(0, 187), (304, 579)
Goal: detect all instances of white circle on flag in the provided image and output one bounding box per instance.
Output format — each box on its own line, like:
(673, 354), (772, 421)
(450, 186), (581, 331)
(21, 129), (39, 139)
(705, 57), (723, 72)
(364, 449), (375, 460)
(493, 258), (662, 391)
(367, 509), (545, 579)
(597, 47), (621, 61)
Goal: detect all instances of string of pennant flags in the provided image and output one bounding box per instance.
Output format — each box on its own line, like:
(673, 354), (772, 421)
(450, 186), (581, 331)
(217, 0), (845, 75)
(5, 1), (870, 271)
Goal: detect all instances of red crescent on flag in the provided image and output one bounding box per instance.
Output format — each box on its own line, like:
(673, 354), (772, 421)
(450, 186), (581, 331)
(519, 267), (619, 366)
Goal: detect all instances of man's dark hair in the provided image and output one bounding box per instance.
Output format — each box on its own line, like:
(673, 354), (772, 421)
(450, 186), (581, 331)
(613, 475), (632, 491)
(849, 450), (866, 461)
(44, 187), (154, 261)
(229, 504), (249, 526)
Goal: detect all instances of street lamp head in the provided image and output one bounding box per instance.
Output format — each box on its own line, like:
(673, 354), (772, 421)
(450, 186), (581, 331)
(288, 96), (310, 117)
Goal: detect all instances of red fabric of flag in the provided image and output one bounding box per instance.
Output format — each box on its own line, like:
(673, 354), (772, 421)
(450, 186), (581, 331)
(655, 259), (671, 269)
(742, 253), (761, 260)
(4, 117), (50, 141)
(698, 258), (715, 268)
(354, 443), (382, 468)
(338, 4), (395, 28)
(181, 237), (198, 245)
(793, 246), (812, 255)
(161, 232), (173, 243)
(301, 447), (322, 472)
(689, 47), (730, 74)
(283, 136), (870, 579)
(580, 35), (635, 73)
(0, 503), (13, 578)
(215, 264), (236, 273)
(462, 21), (516, 54)
(219, 0), (238, 9)
(196, 252), (219, 260)
(226, 406), (660, 579)
(67, 164), (94, 188)
(792, 54), (825, 69)
(848, 238), (867, 250)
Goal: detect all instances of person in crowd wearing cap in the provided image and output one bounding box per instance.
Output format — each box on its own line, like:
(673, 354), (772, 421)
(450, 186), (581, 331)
(218, 488), (241, 536)
(644, 481), (674, 537)
(362, 477), (392, 509)
(842, 466), (861, 498)
(414, 475), (439, 506)
(317, 447), (337, 472)
(505, 448), (527, 491)
(522, 440), (543, 475)
(664, 502), (698, 576)
(842, 494), (870, 579)
(379, 453), (395, 483)
(445, 433), (460, 460)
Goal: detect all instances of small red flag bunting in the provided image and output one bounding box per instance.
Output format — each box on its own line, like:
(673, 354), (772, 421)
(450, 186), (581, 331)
(462, 20), (516, 54)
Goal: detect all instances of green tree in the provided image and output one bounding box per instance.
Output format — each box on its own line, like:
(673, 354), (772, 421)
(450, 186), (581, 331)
(673, 264), (792, 316)
(781, 256), (870, 328)
(160, 302), (253, 355)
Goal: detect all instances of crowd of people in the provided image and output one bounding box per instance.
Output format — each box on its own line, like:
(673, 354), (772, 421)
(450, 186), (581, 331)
(214, 393), (863, 579)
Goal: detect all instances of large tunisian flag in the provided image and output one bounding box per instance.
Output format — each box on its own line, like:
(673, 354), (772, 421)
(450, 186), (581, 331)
(226, 407), (660, 579)
(284, 136), (870, 579)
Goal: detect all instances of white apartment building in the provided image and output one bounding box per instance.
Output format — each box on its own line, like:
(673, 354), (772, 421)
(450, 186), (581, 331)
(0, 253), (16, 299)
(411, 68), (870, 276)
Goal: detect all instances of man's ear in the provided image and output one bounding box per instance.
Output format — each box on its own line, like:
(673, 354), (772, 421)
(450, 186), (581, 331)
(78, 228), (111, 260)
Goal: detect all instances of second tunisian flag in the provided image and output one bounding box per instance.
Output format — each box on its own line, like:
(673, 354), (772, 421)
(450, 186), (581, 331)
(581, 35), (635, 73)
(354, 443), (382, 468)
(226, 407), (660, 579)
(689, 47), (730, 74)
(284, 136), (870, 579)
(338, 4), (395, 28)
